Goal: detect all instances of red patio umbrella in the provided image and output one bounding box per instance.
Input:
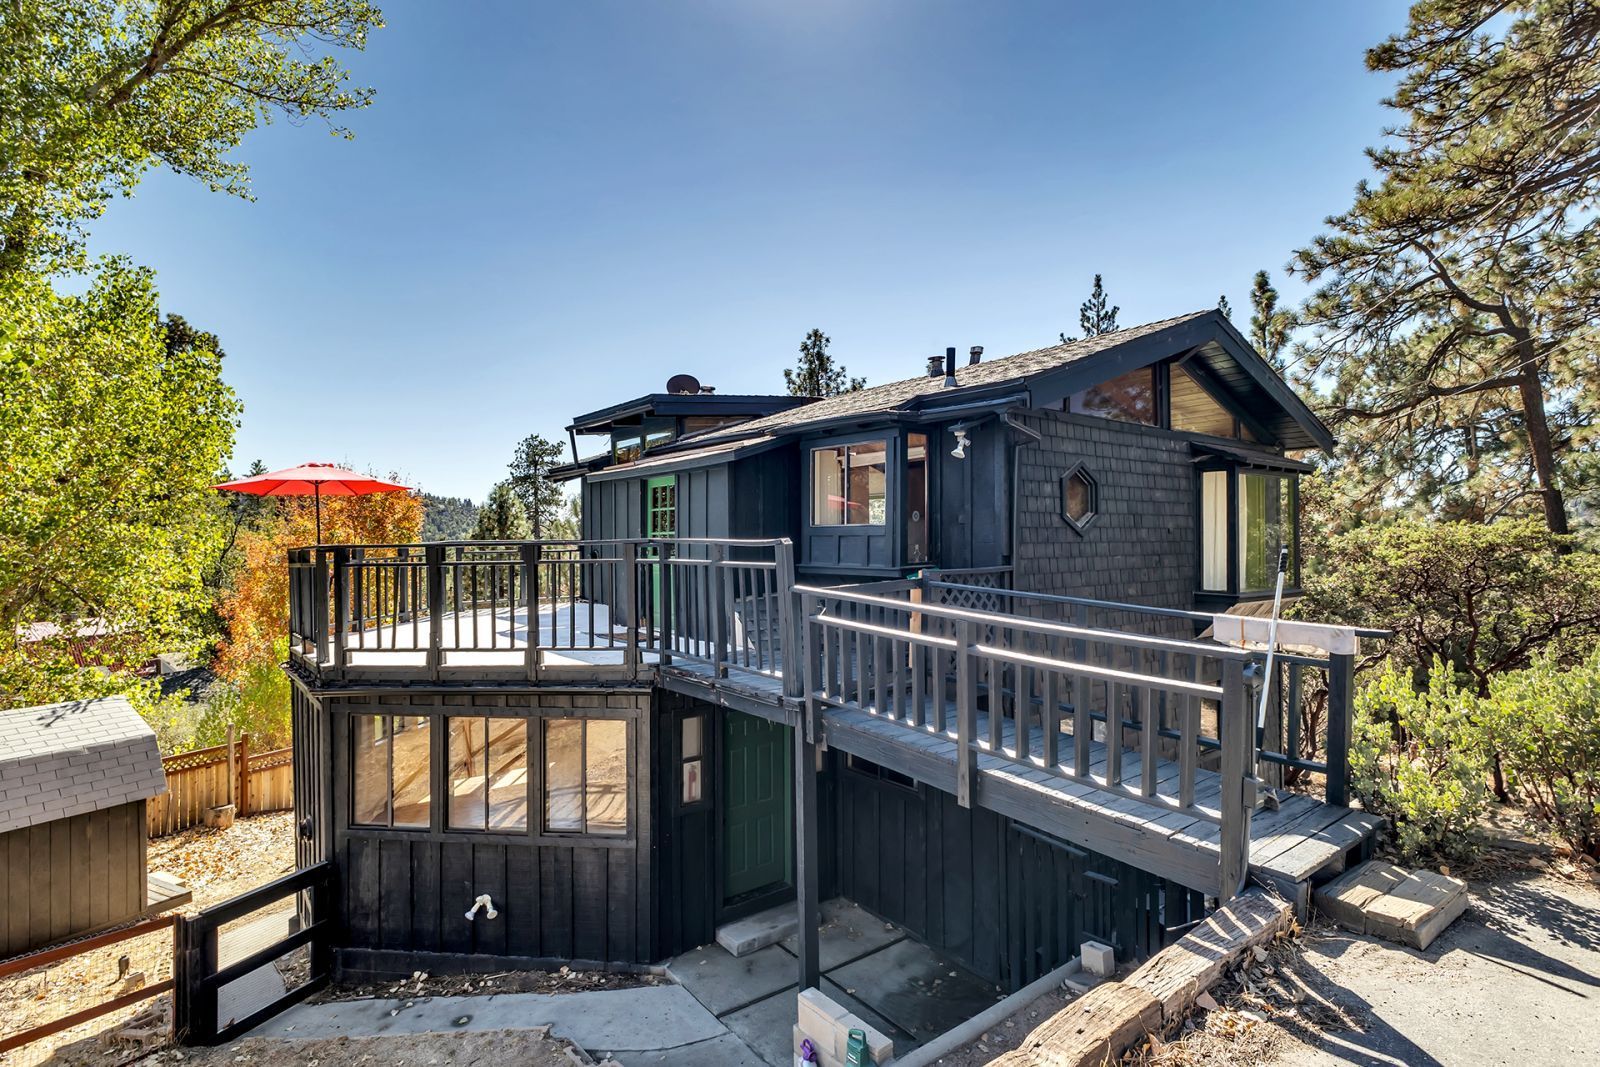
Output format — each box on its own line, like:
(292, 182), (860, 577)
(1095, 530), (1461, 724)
(212, 462), (411, 544)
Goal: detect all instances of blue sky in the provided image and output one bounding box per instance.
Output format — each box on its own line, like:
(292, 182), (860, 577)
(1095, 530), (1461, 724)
(88, 1), (1402, 501)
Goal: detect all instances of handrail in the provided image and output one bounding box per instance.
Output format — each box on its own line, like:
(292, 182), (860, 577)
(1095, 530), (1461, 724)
(797, 583), (1256, 662)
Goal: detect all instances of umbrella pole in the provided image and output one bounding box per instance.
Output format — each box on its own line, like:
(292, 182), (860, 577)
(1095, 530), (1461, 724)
(315, 483), (322, 544)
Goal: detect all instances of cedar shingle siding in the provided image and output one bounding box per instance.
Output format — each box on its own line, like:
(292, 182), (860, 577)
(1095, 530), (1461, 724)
(1013, 408), (1197, 617)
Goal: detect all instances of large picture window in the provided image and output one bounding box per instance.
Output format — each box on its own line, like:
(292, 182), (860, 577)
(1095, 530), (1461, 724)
(1171, 365), (1241, 439)
(810, 440), (887, 526)
(447, 716), (529, 831)
(544, 718), (629, 835)
(352, 715), (432, 829)
(1067, 367), (1156, 425)
(1239, 473), (1296, 592)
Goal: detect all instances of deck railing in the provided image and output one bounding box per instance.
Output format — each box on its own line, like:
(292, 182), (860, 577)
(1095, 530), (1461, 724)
(287, 538), (793, 686)
(794, 583), (1257, 898)
(927, 582), (1381, 807)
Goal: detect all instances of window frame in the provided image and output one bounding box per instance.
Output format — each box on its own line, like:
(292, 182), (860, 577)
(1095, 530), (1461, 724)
(444, 714), (531, 833)
(808, 438), (890, 528)
(677, 711), (709, 811)
(344, 711), (636, 845)
(1058, 461), (1100, 534)
(542, 716), (631, 837)
(1194, 464), (1302, 601)
(350, 713), (434, 830)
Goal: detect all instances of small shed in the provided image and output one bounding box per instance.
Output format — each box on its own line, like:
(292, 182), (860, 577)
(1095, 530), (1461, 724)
(0, 696), (186, 958)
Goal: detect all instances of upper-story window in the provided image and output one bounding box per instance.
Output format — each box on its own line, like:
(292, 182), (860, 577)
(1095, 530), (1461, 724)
(811, 441), (887, 526)
(1067, 367), (1156, 425)
(1199, 468), (1299, 596)
(613, 417), (677, 463)
(1171, 364), (1255, 441)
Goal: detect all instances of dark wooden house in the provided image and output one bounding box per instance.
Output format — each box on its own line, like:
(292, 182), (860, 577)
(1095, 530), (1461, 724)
(1, 696), (187, 958)
(284, 309), (1380, 999)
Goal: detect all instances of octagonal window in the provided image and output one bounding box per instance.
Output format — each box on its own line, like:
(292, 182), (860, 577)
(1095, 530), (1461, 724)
(1060, 464), (1098, 533)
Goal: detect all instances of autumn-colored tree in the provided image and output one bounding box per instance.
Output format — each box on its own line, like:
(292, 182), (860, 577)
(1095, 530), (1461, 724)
(211, 488), (421, 745)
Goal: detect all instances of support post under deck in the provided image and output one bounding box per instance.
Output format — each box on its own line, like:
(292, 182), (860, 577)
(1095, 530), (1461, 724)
(794, 720), (820, 992)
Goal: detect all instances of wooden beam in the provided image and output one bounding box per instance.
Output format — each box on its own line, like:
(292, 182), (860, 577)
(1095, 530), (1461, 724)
(793, 724), (820, 992)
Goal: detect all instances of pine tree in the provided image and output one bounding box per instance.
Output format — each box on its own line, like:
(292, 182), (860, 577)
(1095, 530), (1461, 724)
(472, 482), (531, 541)
(784, 329), (865, 397)
(1217, 295), (1233, 320)
(507, 434), (567, 539)
(1061, 274), (1119, 343)
(1248, 271), (1292, 368)
(1292, 2), (1600, 535)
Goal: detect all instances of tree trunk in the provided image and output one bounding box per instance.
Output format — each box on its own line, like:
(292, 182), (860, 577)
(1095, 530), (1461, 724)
(1512, 339), (1570, 537)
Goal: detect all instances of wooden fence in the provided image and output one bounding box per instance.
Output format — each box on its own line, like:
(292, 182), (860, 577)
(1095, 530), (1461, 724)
(146, 734), (294, 838)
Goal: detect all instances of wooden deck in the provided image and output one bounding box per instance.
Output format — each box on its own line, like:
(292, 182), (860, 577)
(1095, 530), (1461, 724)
(659, 658), (1381, 905)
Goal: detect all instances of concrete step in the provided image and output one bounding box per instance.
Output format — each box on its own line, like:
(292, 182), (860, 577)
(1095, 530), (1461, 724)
(1313, 860), (1468, 950)
(715, 902), (799, 958)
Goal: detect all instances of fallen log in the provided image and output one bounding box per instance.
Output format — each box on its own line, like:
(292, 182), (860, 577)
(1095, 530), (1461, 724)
(993, 888), (1293, 1066)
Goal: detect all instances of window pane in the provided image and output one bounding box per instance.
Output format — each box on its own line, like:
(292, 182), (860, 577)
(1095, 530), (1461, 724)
(390, 716), (432, 828)
(1238, 474), (1295, 591)
(811, 446), (845, 525)
(907, 433), (930, 563)
(544, 719), (583, 832)
(1070, 367), (1156, 425)
(846, 441), (887, 525)
(352, 715), (389, 826)
(614, 433), (643, 463)
(1201, 471), (1229, 591)
(447, 717), (487, 830)
(586, 719), (629, 835)
(682, 715), (702, 760)
(682, 758), (704, 805)
(487, 718), (529, 830)
(1170, 366), (1237, 438)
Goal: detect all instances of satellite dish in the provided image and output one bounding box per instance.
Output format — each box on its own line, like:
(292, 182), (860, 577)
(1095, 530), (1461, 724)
(666, 373), (702, 395)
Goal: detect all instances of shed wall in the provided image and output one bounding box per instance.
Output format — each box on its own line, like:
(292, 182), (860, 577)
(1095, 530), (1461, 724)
(1, 799), (148, 958)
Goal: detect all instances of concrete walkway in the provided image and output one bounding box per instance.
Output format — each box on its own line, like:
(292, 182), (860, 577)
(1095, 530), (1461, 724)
(665, 899), (1003, 1066)
(1269, 870), (1600, 1066)
(251, 984), (745, 1062)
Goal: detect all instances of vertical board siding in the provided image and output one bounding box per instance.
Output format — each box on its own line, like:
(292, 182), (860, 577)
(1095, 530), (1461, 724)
(328, 690), (656, 969)
(1, 800), (148, 958)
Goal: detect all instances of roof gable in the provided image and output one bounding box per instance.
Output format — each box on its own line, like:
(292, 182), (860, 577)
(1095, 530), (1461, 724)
(680, 310), (1332, 451)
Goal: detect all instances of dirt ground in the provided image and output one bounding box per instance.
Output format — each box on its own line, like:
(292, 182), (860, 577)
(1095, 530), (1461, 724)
(315, 965), (667, 1003)
(1, 813), (297, 1067)
(921, 987), (1077, 1066)
(141, 1028), (585, 1066)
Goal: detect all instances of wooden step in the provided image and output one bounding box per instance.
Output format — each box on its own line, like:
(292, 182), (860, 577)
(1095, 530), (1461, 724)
(1313, 860), (1468, 950)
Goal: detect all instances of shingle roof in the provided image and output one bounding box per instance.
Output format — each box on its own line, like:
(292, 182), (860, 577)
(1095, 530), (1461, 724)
(0, 696), (167, 834)
(685, 310), (1216, 445)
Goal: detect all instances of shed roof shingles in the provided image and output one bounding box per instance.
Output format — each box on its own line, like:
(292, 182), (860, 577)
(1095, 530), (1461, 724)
(0, 696), (167, 834)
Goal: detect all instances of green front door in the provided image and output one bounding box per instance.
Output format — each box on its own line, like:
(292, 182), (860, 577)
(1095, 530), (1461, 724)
(645, 476), (676, 619)
(722, 712), (792, 901)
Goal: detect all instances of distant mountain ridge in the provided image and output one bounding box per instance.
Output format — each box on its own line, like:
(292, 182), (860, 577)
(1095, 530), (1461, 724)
(421, 493), (477, 541)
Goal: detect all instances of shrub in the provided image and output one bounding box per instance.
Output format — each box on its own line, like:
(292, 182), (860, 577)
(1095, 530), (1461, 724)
(1480, 652), (1600, 859)
(197, 638), (293, 750)
(1351, 660), (1492, 863)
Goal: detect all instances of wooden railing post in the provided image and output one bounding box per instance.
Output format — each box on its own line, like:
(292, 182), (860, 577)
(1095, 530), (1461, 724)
(955, 618), (978, 808)
(425, 543), (444, 681)
(709, 542), (728, 677)
(776, 540), (800, 699)
(330, 547), (349, 680)
(659, 542), (675, 666)
(800, 593), (822, 743)
(521, 542), (540, 682)
(1219, 657), (1255, 901)
(622, 541), (640, 678)
(1325, 652), (1355, 807)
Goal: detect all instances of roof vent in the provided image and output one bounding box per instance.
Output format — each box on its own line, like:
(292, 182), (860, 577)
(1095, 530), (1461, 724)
(699, 385), (716, 394)
(665, 373), (701, 395)
(926, 355), (945, 378)
(969, 345), (984, 366)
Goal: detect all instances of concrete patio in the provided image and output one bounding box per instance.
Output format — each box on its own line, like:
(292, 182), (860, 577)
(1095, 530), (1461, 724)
(663, 898), (1004, 1066)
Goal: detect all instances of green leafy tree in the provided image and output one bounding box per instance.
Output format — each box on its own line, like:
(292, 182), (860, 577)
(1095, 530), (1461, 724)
(0, 260), (240, 707)
(1248, 270), (1292, 368)
(1292, 1), (1600, 534)
(784, 328), (864, 397)
(507, 434), (566, 539)
(1061, 274), (1119, 343)
(472, 482), (532, 541)
(0, 0), (382, 276)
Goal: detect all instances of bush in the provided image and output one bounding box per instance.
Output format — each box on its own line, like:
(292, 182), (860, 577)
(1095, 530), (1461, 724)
(1351, 660), (1492, 863)
(1480, 651), (1600, 859)
(197, 638), (292, 750)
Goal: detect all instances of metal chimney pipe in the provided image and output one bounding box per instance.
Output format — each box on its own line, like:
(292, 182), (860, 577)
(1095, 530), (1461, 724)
(944, 347), (957, 387)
